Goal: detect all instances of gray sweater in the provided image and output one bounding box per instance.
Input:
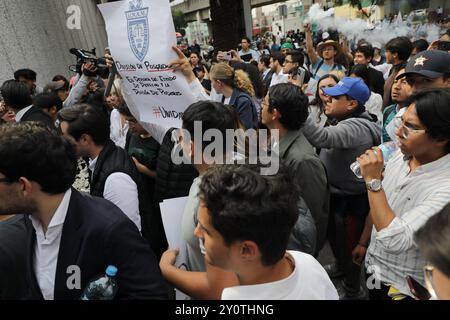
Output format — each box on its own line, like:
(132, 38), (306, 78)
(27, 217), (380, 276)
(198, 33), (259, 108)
(302, 112), (381, 196)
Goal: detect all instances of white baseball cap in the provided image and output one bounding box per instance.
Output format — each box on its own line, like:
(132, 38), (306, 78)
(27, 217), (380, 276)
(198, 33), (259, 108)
(372, 42), (382, 49)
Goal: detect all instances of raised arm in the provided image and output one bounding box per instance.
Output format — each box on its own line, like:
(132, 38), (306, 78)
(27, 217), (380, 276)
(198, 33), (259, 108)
(305, 24), (319, 66)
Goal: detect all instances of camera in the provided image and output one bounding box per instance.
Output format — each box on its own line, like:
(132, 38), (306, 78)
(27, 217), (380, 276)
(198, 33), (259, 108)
(69, 48), (109, 78)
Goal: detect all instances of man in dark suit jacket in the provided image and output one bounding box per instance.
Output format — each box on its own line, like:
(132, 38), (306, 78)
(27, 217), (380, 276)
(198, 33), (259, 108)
(258, 54), (273, 96)
(0, 122), (168, 300)
(0, 215), (30, 300)
(0, 79), (54, 128)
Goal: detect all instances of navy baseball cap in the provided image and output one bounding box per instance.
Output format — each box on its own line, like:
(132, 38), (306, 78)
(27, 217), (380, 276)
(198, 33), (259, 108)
(398, 50), (450, 80)
(323, 77), (370, 105)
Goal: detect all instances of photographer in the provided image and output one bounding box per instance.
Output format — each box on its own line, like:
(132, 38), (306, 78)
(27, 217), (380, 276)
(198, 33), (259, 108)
(61, 63), (104, 109)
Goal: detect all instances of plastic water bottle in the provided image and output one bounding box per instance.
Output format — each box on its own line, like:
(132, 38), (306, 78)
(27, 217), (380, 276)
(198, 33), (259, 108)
(350, 141), (398, 179)
(80, 265), (118, 300)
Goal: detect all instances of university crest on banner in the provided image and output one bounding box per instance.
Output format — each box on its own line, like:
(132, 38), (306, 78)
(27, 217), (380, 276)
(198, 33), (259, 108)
(126, 0), (149, 61)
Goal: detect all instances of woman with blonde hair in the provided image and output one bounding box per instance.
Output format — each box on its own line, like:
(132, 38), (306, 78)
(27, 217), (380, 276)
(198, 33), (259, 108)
(209, 62), (258, 129)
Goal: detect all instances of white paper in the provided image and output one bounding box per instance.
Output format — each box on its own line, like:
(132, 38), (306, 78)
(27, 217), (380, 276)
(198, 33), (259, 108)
(98, 0), (195, 128)
(159, 196), (190, 300)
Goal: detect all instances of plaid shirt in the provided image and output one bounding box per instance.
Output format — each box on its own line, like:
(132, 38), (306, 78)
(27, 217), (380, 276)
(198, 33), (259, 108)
(365, 151), (450, 297)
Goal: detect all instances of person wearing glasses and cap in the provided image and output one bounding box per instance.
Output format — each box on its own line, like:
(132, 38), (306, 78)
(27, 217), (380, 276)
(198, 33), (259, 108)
(356, 88), (450, 300)
(415, 202), (450, 300)
(395, 50), (450, 93)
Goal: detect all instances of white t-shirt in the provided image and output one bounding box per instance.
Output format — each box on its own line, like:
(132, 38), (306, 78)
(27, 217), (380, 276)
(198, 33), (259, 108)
(365, 92), (383, 126)
(221, 251), (338, 300)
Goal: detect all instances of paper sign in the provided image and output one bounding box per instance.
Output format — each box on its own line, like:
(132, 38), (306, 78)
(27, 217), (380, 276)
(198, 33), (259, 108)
(159, 196), (190, 300)
(98, 0), (195, 128)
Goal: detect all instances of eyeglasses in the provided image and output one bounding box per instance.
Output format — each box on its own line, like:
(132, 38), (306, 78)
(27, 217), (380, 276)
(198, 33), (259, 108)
(0, 177), (14, 184)
(424, 265), (437, 299)
(394, 116), (426, 139)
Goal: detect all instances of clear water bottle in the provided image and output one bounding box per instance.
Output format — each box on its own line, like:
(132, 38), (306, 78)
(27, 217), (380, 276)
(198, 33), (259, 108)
(350, 141), (398, 179)
(81, 265), (118, 300)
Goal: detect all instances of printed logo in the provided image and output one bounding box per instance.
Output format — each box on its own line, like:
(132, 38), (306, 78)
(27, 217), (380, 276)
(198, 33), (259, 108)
(126, 0), (149, 62)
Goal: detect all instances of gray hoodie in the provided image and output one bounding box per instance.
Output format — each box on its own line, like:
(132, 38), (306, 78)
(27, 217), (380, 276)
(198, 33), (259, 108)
(302, 111), (381, 196)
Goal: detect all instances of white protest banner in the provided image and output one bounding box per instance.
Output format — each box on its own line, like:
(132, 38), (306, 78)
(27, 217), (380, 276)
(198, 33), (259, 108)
(98, 0), (194, 128)
(159, 196), (190, 300)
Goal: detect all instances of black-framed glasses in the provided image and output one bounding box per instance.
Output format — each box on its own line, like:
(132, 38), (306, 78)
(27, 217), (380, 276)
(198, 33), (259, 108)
(0, 177), (14, 184)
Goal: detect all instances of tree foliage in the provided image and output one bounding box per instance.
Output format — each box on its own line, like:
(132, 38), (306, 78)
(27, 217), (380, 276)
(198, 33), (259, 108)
(172, 9), (187, 35)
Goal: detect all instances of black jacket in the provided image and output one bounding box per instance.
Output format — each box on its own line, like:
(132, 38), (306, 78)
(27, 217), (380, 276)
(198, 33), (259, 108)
(25, 189), (168, 300)
(154, 128), (198, 203)
(368, 67), (385, 97)
(20, 106), (54, 129)
(0, 215), (30, 300)
(90, 140), (165, 258)
(262, 70), (274, 96)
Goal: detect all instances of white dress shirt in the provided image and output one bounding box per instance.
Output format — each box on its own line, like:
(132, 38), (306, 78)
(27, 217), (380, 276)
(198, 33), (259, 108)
(30, 189), (72, 300)
(222, 251), (338, 300)
(269, 70), (288, 87)
(110, 108), (129, 149)
(15, 105), (33, 122)
(366, 152), (450, 297)
(89, 157), (141, 231)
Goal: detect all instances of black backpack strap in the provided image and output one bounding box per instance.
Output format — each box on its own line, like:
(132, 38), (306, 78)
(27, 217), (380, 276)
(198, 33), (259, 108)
(313, 60), (325, 78)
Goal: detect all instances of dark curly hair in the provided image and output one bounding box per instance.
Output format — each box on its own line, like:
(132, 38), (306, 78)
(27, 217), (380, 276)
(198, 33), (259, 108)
(198, 164), (299, 266)
(268, 83), (309, 130)
(0, 122), (77, 194)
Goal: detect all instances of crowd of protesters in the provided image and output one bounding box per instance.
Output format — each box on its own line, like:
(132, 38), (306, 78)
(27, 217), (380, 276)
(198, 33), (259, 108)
(0, 12), (449, 301)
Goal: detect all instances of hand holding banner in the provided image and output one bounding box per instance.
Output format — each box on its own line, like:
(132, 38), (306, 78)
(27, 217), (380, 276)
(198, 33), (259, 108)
(99, 0), (195, 128)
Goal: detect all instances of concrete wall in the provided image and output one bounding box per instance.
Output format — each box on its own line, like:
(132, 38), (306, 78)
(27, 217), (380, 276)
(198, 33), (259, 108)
(0, 0), (107, 87)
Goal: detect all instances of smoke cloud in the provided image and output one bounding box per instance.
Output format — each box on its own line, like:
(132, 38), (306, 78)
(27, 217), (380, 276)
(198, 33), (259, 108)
(306, 4), (441, 46)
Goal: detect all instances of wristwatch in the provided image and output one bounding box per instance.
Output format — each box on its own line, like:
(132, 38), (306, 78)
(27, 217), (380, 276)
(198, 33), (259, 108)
(366, 179), (383, 192)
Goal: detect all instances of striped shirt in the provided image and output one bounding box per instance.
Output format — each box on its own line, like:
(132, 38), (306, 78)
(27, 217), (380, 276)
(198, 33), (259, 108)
(365, 151), (450, 297)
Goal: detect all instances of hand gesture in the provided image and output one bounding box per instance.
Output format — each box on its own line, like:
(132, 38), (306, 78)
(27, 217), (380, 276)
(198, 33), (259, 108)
(169, 46), (196, 83)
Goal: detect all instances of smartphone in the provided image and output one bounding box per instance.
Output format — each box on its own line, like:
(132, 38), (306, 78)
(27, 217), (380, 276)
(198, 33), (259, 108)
(437, 41), (450, 52)
(297, 68), (306, 87)
(406, 276), (431, 300)
(223, 51), (232, 61)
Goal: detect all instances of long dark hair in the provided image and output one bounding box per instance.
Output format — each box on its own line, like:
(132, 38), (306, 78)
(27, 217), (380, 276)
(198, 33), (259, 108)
(310, 74), (339, 121)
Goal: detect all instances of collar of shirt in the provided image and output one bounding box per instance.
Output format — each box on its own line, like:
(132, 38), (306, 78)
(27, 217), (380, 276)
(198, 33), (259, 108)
(409, 153), (450, 175)
(15, 105), (33, 122)
(221, 252), (297, 300)
(89, 157), (98, 172)
(262, 69), (270, 78)
(30, 189), (72, 241)
(278, 130), (302, 158)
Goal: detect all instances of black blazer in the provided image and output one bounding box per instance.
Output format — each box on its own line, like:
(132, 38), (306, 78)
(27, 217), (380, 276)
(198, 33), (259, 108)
(0, 215), (30, 300)
(20, 106), (54, 129)
(25, 189), (168, 300)
(262, 70), (274, 95)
